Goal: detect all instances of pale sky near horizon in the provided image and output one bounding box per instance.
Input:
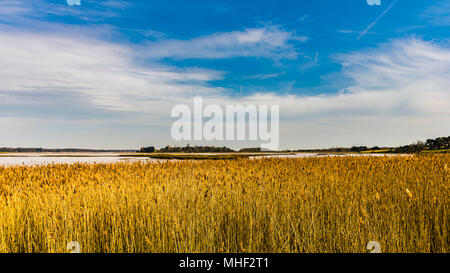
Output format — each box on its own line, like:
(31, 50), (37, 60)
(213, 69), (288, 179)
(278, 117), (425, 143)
(0, 0), (449, 150)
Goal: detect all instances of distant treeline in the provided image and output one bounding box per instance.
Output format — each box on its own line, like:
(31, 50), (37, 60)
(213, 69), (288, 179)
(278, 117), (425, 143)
(295, 146), (386, 153)
(139, 145), (265, 153)
(238, 147), (262, 153)
(294, 136), (450, 154)
(0, 148), (136, 153)
(391, 136), (450, 153)
(140, 145), (235, 153)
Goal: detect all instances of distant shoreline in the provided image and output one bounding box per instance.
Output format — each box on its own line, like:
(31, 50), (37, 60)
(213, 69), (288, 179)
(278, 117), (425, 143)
(1, 135), (448, 154)
(0, 148), (137, 153)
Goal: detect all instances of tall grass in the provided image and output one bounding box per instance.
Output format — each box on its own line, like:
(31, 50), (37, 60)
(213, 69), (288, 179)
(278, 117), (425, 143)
(0, 155), (448, 253)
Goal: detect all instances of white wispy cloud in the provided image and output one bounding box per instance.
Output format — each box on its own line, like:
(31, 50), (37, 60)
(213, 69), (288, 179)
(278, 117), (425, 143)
(0, 29), (225, 116)
(142, 26), (306, 60)
(243, 71), (286, 80)
(0, 0), (31, 17)
(422, 0), (450, 26)
(252, 38), (450, 119)
(0, 0), (127, 24)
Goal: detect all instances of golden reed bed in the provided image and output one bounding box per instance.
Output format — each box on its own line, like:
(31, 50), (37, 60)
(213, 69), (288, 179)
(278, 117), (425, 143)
(0, 155), (448, 253)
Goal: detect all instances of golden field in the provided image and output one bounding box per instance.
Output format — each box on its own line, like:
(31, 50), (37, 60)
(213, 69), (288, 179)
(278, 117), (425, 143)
(0, 155), (448, 253)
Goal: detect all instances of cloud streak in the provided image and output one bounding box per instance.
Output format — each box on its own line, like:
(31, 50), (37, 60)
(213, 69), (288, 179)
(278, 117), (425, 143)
(0, 0), (128, 25)
(0, 0), (31, 17)
(422, 0), (450, 26)
(357, 0), (400, 40)
(142, 26), (306, 60)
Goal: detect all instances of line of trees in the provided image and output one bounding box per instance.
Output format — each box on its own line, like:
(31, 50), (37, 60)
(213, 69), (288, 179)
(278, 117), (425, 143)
(159, 145), (235, 153)
(138, 147), (155, 153)
(425, 136), (450, 150)
(393, 136), (450, 153)
(238, 148), (262, 153)
(141, 145), (235, 153)
(295, 146), (383, 153)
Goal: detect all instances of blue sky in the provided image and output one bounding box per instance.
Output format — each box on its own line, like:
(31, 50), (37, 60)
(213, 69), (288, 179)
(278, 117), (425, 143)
(0, 0), (449, 149)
